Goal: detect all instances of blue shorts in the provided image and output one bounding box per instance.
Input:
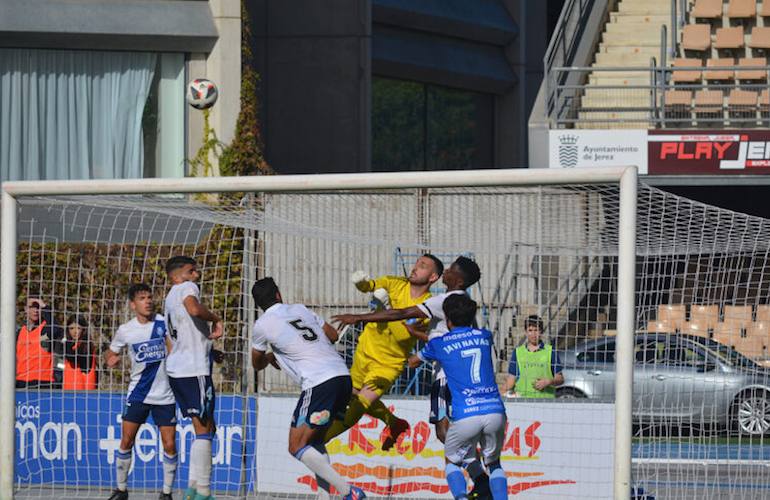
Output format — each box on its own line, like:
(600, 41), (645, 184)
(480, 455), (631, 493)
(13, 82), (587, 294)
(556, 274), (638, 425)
(169, 375), (216, 423)
(123, 402), (177, 427)
(430, 377), (452, 424)
(292, 375), (352, 429)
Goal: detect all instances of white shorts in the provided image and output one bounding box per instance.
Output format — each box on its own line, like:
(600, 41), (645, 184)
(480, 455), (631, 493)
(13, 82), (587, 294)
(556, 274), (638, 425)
(444, 412), (506, 465)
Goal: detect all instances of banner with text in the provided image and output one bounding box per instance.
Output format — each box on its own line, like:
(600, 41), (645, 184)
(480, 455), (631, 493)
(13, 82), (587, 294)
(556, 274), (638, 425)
(15, 391), (255, 492)
(648, 130), (770, 174)
(549, 130), (648, 173)
(256, 396), (614, 499)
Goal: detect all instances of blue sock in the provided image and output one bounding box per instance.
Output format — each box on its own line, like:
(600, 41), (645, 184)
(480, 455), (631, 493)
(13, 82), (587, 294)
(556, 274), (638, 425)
(489, 464), (507, 500)
(445, 463), (468, 499)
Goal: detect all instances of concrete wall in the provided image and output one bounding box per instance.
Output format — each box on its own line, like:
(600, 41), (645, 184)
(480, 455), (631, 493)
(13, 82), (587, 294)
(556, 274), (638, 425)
(249, 0), (372, 174)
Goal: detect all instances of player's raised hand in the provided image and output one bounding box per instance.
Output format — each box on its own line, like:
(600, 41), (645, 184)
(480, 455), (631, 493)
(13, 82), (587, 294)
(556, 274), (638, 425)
(209, 320), (224, 339)
(332, 314), (361, 325)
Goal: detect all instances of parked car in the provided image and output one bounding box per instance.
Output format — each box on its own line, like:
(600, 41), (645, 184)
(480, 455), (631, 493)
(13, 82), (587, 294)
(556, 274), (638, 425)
(558, 333), (770, 436)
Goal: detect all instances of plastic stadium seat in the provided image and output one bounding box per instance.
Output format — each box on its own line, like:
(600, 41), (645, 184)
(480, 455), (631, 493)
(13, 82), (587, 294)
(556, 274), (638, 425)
(756, 304), (770, 322)
(694, 89), (725, 114)
(724, 305), (753, 325)
(760, 89), (770, 111)
(685, 320), (713, 338)
(729, 89), (758, 115)
(728, 0), (757, 18)
(762, 0), (770, 16)
(714, 321), (743, 345)
(691, 304), (720, 327)
(749, 27), (770, 49)
(658, 304), (687, 330)
(736, 57), (767, 80)
(747, 321), (770, 346)
(715, 26), (745, 49)
(693, 0), (724, 19)
(665, 90), (693, 106)
(672, 58), (703, 83)
(647, 320), (676, 333)
(736, 329), (766, 358)
(705, 58), (736, 80)
(683, 24), (712, 52)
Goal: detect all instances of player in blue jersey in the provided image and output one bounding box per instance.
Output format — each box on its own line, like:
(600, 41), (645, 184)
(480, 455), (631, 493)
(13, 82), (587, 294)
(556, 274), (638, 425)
(408, 294), (508, 500)
(106, 284), (178, 500)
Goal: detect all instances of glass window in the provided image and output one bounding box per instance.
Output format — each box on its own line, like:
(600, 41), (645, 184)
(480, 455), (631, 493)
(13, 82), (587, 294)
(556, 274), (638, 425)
(372, 77), (494, 171)
(634, 338), (667, 364)
(143, 53), (185, 179)
(577, 340), (616, 364)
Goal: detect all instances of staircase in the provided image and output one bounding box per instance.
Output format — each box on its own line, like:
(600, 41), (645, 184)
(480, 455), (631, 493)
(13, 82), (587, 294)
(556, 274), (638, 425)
(577, 0), (672, 128)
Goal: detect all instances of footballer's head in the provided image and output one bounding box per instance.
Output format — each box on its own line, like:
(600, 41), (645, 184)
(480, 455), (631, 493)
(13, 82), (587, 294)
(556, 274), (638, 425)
(409, 253), (443, 287)
(443, 256), (481, 290)
(252, 277), (282, 311)
(443, 293), (477, 329)
(524, 315), (544, 344)
(165, 255), (199, 283)
(128, 283), (154, 318)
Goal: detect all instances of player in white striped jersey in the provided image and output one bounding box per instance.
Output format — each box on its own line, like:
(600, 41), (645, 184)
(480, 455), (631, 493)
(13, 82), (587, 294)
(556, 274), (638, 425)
(106, 283), (178, 500)
(163, 256), (223, 500)
(251, 277), (366, 500)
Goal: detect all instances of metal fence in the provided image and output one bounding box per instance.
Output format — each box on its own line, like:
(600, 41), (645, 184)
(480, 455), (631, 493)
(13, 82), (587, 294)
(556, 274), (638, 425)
(548, 64), (770, 129)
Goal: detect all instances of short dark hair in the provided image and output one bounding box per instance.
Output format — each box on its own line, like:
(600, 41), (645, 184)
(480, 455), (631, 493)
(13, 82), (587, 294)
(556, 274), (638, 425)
(454, 256), (481, 288)
(423, 253), (444, 277)
(443, 293), (477, 327)
(127, 283), (152, 301)
(252, 277), (280, 310)
(165, 255), (197, 274)
(524, 315), (543, 332)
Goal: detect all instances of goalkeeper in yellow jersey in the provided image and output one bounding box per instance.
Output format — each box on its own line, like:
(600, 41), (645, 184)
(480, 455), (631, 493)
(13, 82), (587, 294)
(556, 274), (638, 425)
(324, 254), (443, 450)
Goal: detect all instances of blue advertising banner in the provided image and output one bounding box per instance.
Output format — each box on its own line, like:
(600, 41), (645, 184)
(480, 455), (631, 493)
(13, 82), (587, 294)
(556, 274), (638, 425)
(15, 391), (257, 493)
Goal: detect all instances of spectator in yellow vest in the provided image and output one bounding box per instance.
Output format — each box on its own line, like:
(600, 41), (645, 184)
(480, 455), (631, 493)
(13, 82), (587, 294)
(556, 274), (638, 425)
(504, 315), (563, 398)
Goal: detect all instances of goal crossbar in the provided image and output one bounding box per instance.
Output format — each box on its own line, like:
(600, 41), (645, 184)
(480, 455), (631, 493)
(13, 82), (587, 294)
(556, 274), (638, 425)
(0, 166), (638, 500)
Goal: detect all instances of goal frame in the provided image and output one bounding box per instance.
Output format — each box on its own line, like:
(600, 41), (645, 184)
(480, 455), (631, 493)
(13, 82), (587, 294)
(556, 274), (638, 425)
(0, 166), (638, 500)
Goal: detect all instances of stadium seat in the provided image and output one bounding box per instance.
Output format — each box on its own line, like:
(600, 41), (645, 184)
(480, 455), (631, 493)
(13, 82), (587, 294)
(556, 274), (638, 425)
(747, 321), (770, 349)
(736, 57), (767, 80)
(672, 58), (703, 83)
(688, 304), (720, 337)
(728, 0), (757, 19)
(748, 26), (770, 49)
(647, 319), (674, 333)
(755, 304), (770, 322)
(715, 26), (745, 49)
(736, 330), (765, 358)
(760, 89), (770, 115)
(693, 0), (724, 19)
(724, 305), (753, 324)
(705, 58), (736, 80)
(694, 89), (724, 115)
(658, 304), (687, 330)
(714, 321), (743, 346)
(761, 0), (770, 16)
(682, 24), (712, 52)
(728, 89), (758, 116)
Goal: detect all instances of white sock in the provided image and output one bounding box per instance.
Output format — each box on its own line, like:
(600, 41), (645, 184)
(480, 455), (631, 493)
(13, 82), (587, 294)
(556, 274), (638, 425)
(315, 452), (332, 495)
(296, 446), (351, 497)
(116, 448), (132, 491)
(191, 435), (213, 496)
(162, 452), (178, 494)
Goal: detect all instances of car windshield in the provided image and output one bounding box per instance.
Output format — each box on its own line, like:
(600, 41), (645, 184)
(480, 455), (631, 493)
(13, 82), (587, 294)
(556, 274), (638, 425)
(696, 338), (759, 368)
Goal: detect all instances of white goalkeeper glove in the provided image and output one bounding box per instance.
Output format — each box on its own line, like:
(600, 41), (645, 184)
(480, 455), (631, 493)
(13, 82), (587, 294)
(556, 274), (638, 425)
(351, 270), (371, 290)
(370, 288), (390, 310)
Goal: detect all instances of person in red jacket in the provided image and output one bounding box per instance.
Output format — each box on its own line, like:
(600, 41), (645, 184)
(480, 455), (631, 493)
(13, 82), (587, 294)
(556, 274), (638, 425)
(62, 314), (98, 390)
(16, 298), (64, 388)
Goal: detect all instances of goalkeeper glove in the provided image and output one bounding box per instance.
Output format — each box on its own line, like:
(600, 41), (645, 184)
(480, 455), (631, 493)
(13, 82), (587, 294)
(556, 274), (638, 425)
(369, 288), (390, 310)
(351, 270), (371, 292)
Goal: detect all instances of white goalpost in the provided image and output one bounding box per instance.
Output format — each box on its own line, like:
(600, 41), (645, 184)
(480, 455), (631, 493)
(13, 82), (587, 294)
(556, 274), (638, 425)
(0, 167), (638, 500)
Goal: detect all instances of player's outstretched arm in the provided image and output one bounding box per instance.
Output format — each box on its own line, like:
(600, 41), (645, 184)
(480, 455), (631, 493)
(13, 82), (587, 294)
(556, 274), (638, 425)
(404, 321), (429, 342)
(407, 354), (423, 369)
(322, 322), (339, 343)
(182, 295), (223, 339)
(251, 348), (277, 371)
(332, 305), (426, 325)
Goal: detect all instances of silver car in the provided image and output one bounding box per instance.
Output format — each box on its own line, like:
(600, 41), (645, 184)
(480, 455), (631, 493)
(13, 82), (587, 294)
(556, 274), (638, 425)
(558, 333), (770, 436)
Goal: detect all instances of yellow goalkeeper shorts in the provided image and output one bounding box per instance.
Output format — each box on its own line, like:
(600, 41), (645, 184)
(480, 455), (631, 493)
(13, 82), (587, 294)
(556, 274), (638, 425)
(349, 351), (403, 397)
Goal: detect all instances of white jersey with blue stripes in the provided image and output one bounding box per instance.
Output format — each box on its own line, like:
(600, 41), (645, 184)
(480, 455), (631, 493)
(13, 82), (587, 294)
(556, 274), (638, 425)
(110, 314), (175, 405)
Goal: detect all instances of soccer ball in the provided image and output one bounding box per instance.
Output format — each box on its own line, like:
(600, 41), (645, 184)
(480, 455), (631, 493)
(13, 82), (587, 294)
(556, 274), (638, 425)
(186, 78), (218, 110)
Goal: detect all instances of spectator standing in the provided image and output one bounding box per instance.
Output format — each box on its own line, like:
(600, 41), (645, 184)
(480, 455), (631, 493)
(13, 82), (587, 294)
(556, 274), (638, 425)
(62, 314), (98, 390)
(16, 298), (64, 388)
(504, 315), (564, 398)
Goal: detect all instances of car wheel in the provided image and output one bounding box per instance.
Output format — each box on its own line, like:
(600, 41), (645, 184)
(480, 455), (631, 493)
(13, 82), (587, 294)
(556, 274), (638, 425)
(556, 387), (586, 399)
(733, 390), (770, 437)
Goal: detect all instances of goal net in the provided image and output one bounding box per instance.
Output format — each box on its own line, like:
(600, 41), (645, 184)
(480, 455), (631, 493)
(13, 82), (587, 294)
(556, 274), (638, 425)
(3, 169), (766, 499)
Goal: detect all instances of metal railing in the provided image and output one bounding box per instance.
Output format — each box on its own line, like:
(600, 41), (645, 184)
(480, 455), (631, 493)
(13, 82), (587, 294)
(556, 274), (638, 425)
(548, 64), (770, 129)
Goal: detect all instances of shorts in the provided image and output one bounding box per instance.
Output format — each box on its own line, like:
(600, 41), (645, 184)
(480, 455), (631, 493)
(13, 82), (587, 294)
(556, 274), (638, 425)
(293, 375), (352, 429)
(429, 377), (452, 424)
(169, 375), (216, 422)
(444, 412), (506, 465)
(349, 351), (402, 398)
(123, 401), (177, 427)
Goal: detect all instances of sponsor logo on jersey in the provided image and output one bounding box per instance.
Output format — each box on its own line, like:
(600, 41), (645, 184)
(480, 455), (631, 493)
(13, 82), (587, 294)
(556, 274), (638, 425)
(131, 338), (166, 363)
